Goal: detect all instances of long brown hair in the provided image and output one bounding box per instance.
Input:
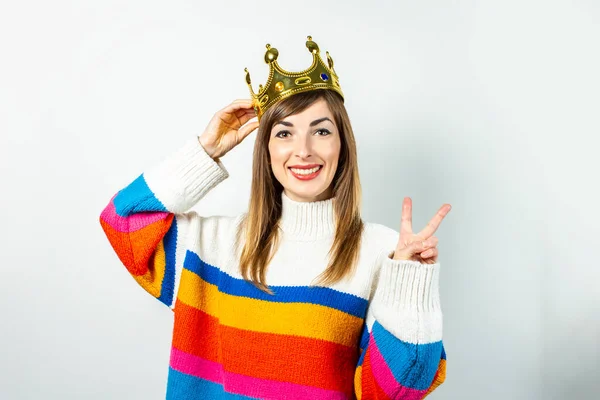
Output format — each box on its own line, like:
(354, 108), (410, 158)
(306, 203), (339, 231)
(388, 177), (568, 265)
(236, 90), (364, 294)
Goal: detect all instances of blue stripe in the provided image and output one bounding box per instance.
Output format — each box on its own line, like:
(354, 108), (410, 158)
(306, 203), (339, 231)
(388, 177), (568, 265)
(359, 323), (370, 349)
(114, 173), (167, 216)
(158, 216), (178, 307)
(183, 250), (369, 318)
(166, 367), (259, 399)
(372, 321), (443, 391)
(356, 324), (370, 367)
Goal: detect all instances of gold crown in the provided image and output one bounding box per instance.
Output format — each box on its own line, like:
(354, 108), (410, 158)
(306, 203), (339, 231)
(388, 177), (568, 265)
(244, 36), (344, 121)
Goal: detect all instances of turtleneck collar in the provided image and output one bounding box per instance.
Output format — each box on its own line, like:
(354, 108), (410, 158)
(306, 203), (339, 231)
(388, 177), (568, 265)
(278, 191), (336, 240)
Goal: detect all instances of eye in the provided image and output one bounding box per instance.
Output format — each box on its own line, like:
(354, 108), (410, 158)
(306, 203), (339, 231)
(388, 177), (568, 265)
(275, 130), (290, 138)
(315, 128), (331, 136)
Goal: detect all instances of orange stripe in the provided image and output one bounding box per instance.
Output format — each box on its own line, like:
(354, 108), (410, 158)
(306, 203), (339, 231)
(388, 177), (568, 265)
(128, 215), (173, 274)
(172, 300), (358, 394)
(100, 214), (173, 275)
(131, 238), (166, 298)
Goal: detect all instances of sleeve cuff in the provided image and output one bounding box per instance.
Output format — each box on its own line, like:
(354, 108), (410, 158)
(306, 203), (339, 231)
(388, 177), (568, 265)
(369, 253), (443, 343)
(376, 253), (441, 312)
(142, 136), (230, 213)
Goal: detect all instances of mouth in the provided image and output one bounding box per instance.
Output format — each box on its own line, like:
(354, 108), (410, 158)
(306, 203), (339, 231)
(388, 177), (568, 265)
(288, 165), (323, 181)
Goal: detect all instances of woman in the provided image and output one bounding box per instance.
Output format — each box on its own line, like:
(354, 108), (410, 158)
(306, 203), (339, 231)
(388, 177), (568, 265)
(100, 40), (450, 400)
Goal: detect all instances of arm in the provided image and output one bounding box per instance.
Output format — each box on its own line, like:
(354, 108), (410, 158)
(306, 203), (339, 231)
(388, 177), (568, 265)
(99, 136), (229, 310)
(354, 254), (446, 399)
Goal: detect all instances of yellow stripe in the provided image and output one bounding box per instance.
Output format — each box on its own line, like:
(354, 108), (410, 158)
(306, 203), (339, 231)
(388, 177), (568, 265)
(133, 239), (166, 298)
(354, 365), (362, 399)
(178, 268), (363, 347)
(424, 358), (446, 397)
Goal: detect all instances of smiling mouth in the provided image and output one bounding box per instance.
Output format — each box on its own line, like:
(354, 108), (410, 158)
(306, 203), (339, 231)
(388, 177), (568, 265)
(288, 165), (323, 180)
(288, 165), (323, 175)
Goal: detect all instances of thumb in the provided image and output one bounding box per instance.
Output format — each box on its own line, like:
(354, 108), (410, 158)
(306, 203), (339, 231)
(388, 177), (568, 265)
(238, 120), (259, 141)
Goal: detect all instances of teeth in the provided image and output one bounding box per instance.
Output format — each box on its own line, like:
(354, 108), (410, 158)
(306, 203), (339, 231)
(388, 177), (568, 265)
(290, 166), (321, 175)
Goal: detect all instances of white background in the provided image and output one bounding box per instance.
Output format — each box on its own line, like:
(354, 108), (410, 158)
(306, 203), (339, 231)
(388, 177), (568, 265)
(1, 1), (598, 399)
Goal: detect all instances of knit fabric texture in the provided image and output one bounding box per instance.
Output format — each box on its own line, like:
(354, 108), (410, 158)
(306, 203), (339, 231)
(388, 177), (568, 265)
(99, 136), (447, 399)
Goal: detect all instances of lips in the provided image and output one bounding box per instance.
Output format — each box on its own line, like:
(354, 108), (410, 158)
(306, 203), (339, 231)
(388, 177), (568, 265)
(288, 165), (323, 180)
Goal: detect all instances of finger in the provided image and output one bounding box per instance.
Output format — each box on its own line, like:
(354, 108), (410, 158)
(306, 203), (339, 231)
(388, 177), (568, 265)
(394, 238), (428, 260)
(230, 98), (254, 105)
(236, 110), (258, 127)
(399, 197), (413, 243)
(217, 99), (255, 116)
(421, 247), (437, 259)
(425, 236), (438, 249)
(234, 107), (255, 119)
(408, 239), (429, 256)
(237, 120), (259, 140)
(418, 204), (451, 238)
(218, 106), (255, 129)
(396, 240), (428, 260)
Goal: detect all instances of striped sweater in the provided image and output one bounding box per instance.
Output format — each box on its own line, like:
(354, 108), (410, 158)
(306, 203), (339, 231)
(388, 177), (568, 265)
(99, 136), (447, 399)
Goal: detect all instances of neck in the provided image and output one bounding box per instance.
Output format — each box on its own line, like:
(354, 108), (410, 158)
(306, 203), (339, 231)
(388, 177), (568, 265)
(279, 191), (336, 240)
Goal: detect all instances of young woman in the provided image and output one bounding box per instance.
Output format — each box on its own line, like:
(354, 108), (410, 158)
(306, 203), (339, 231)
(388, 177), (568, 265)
(100, 48), (450, 400)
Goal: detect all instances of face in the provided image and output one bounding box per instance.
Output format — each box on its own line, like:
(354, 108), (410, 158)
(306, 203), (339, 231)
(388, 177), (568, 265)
(268, 98), (341, 202)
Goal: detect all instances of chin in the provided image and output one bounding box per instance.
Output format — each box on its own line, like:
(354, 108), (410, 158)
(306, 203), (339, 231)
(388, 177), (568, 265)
(285, 186), (331, 202)
(275, 168), (334, 202)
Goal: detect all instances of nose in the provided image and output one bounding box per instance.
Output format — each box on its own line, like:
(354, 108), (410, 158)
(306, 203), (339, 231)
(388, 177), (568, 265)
(295, 133), (313, 159)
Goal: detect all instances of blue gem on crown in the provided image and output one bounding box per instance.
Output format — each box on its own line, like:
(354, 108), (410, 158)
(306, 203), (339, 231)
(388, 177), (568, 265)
(320, 73), (329, 81)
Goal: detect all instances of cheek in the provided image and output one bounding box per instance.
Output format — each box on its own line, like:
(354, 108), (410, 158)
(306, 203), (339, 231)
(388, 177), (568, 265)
(320, 141), (341, 167)
(268, 143), (284, 163)
(268, 142), (290, 175)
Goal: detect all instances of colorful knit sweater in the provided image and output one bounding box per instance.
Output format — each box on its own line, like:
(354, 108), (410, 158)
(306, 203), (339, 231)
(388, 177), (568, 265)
(99, 136), (447, 399)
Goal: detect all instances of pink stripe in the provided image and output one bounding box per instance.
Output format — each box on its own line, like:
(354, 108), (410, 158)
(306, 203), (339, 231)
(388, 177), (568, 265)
(100, 194), (169, 232)
(369, 334), (426, 400)
(171, 346), (223, 382)
(170, 347), (348, 400)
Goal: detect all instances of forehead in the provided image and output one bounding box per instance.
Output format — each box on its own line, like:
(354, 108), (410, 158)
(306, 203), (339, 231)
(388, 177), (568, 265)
(276, 98), (333, 126)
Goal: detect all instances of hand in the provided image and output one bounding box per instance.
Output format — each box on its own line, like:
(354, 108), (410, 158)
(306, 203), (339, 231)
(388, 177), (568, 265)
(391, 197), (451, 264)
(198, 99), (259, 160)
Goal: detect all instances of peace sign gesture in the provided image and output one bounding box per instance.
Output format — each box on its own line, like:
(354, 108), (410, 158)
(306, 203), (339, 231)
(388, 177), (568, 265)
(391, 197), (452, 264)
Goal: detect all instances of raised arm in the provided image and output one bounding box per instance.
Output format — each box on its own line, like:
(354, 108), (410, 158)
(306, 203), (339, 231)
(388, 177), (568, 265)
(99, 99), (259, 310)
(355, 195), (451, 399)
(99, 137), (230, 309)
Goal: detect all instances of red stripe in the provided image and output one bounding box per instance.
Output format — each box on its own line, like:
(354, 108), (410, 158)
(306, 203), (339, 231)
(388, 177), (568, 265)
(172, 300), (358, 394)
(172, 299), (221, 362)
(99, 214), (173, 275)
(360, 346), (392, 400)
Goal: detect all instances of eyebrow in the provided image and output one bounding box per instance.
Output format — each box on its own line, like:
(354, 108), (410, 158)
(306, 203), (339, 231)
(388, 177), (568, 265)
(275, 117), (333, 127)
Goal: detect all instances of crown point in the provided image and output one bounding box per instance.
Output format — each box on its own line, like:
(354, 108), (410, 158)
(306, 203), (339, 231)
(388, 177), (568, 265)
(264, 46), (279, 63)
(306, 37), (319, 54)
(326, 52), (334, 69)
